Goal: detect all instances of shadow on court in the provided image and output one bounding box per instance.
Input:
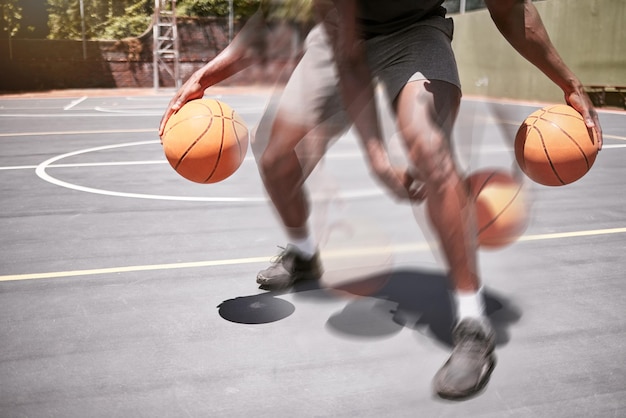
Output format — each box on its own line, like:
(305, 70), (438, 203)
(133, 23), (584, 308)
(218, 268), (522, 347)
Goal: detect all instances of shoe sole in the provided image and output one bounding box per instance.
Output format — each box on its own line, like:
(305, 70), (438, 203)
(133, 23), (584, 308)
(435, 353), (497, 401)
(256, 271), (321, 290)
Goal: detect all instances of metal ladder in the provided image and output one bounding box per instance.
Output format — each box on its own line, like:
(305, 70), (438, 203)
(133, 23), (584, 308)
(153, 0), (181, 89)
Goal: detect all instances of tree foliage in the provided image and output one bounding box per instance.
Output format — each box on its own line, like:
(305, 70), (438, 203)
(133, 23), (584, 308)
(176, 0), (313, 22)
(1, 0), (22, 39)
(45, 0), (314, 40)
(177, 0), (260, 19)
(47, 0), (153, 40)
(1, 0), (24, 59)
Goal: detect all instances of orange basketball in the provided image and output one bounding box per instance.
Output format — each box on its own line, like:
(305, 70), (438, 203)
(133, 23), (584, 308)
(161, 98), (249, 183)
(466, 169), (529, 249)
(515, 104), (598, 186)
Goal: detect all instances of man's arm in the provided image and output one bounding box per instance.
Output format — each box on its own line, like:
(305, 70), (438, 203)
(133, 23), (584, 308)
(485, 0), (602, 147)
(319, 0), (422, 200)
(159, 10), (268, 135)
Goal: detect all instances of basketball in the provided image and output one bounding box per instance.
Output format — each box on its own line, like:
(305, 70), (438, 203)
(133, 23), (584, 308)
(466, 169), (529, 249)
(161, 98), (249, 183)
(514, 104), (598, 186)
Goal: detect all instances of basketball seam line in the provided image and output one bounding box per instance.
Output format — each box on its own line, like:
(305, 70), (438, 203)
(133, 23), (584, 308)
(537, 109), (592, 182)
(202, 102), (226, 183)
(545, 104), (596, 153)
(535, 110), (565, 185)
(174, 114), (215, 171)
(231, 110), (247, 162)
(474, 172), (511, 236)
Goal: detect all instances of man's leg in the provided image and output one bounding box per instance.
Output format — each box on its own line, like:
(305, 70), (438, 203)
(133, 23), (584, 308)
(396, 80), (476, 290)
(251, 109), (320, 289)
(254, 104), (349, 290)
(395, 79), (496, 399)
(259, 114), (311, 237)
(252, 24), (348, 289)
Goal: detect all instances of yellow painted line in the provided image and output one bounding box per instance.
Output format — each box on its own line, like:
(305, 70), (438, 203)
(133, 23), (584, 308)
(1, 227), (624, 283)
(0, 128), (157, 138)
(0, 246), (428, 283)
(0, 257), (270, 282)
(605, 134), (626, 141)
(517, 227), (626, 241)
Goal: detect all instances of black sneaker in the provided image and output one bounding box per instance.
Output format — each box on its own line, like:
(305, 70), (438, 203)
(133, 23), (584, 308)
(256, 245), (323, 290)
(433, 317), (496, 400)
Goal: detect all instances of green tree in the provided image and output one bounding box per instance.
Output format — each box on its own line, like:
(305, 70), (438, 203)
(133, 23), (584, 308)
(1, 0), (22, 59)
(48, 0), (89, 39)
(45, 0), (314, 40)
(99, 1), (153, 39)
(177, 0), (313, 23)
(47, 0), (152, 40)
(265, 0), (313, 23)
(177, 0), (260, 19)
(1, 0), (22, 39)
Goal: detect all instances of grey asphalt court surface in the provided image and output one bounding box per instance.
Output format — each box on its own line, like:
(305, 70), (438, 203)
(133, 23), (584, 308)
(0, 87), (624, 417)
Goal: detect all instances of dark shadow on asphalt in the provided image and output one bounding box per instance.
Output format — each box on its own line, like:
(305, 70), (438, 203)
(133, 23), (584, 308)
(217, 268), (522, 347)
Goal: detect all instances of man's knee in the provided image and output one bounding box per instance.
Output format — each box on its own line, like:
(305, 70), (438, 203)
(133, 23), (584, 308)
(258, 147), (281, 178)
(406, 136), (458, 190)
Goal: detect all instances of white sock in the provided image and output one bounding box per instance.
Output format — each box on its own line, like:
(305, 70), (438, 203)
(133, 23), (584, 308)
(454, 287), (486, 321)
(290, 235), (317, 259)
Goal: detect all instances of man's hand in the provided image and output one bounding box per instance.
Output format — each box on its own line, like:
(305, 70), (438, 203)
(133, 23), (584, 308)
(158, 73), (206, 138)
(565, 88), (603, 150)
(366, 141), (426, 202)
(485, 0), (603, 151)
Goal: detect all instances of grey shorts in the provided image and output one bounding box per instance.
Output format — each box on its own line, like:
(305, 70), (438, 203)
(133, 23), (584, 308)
(276, 15), (460, 130)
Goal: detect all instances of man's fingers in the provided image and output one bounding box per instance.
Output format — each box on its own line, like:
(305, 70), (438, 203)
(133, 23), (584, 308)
(582, 111), (603, 151)
(158, 108), (174, 137)
(569, 93), (603, 151)
(158, 98), (184, 137)
(384, 169), (426, 202)
(589, 111), (603, 151)
(406, 179), (427, 202)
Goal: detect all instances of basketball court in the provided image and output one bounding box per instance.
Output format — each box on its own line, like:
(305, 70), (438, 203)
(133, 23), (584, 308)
(0, 87), (624, 417)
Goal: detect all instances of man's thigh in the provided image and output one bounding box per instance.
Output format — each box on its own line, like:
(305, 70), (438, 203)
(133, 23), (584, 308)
(395, 79), (461, 147)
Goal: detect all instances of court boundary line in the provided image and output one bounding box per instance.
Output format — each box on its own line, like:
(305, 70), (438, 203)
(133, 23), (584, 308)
(33, 140), (384, 202)
(1, 227), (624, 283)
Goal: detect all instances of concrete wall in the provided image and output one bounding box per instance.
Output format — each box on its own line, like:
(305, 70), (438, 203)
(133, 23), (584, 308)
(453, 0), (626, 102)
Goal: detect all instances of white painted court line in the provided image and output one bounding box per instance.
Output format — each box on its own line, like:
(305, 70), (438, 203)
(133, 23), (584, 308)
(63, 96), (88, 110)
(1, 143), (619, 172)
(0, 128), (157, 138)
(32, 140), (382, 202)
(0, 165), (40, 171)
(0, 112), (160, 118)
(0, 160), (168, 171)
(1, 227), (624, 282)
(93, 107), (164, 115)
(33, 141), (265, 202)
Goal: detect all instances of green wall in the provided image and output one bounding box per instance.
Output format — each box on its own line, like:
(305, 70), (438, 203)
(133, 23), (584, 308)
(452, 0), (626, 102)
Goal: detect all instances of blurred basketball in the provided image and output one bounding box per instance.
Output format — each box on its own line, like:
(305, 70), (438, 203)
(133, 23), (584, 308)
(161, 98), (249, 183)
(515, 104), (598, 186)
(467, 169), (529, 249)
